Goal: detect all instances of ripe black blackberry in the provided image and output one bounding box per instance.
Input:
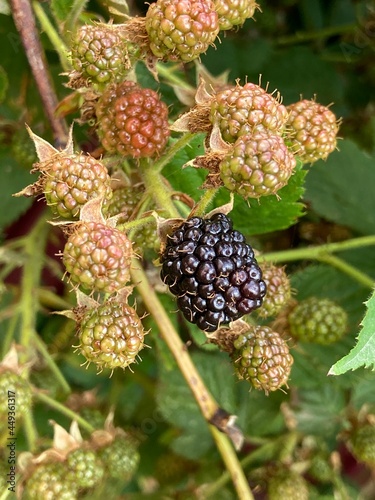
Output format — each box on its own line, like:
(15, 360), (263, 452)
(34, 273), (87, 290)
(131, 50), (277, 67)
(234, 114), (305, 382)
(160, 213), (266, 332)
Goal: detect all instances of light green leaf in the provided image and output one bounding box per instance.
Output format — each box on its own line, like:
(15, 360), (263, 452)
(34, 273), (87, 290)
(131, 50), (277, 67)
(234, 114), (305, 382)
(0, 0), (10, 15)
(102, 0), (129, 20)
(51, 0), (75, 21)
(304, 140), (375, 235)
(329, 289), (375, 375)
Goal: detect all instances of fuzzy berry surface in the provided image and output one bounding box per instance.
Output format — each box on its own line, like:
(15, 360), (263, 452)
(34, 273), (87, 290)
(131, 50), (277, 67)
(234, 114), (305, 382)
(258, 263), (291, 318)
(63, 222), (132, 293)
(145, 0), (219, 62)
(78, 299), (145, 370)
(214, 0), (258, 31)
(232, 325), (293, 393)
(349, 424), (375, 466)
(41, 154), (112, 219)
(210, 83), (288, 142)
(160, 213), (266, 332)
(96, 81), (170, 158)
(219, 129), (296, 198)
(268, 469), (309, 500)
(99, 435), (140, 481)
(286, 99), (339, 164)
(71, 24), (131, 90)
(288, 297), (348, 344)
(0, 370), (32, 417)
(66, 447), (105, 489)
(105, 184), (144, 223)
(24, 462), (78, 500)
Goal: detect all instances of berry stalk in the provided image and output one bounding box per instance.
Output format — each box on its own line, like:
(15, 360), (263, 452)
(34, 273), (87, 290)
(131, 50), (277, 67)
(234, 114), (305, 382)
(317, 253), (374, 289)
(132, 261), (254, 500)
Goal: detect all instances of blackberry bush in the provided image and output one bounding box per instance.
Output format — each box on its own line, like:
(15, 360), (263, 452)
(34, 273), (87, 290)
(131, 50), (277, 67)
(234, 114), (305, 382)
(6, 1), (375, 499)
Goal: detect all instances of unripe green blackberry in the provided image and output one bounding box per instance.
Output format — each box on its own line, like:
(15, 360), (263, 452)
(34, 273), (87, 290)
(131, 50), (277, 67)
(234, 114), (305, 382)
(11, 127), (37, 168)
(214, 0), (258, 31)
(258, 263), (291, 318)
(288, 297), (348, 344)
(145, 0), (219, 62)
(0, 370), (32, 418)
(24, 462), (78, 500)
(66, 447), (105, 489)
(78, 298), (145, 371)
(349, 424), (375, 467)
(286, 99), (340, 164)
(105, 184), (144, 223)
(63, 221), (132, 293)
(210, 83), (288, 142)
(308, 453), (333, 483)
(99, 434), (140, 481)
(268, 469), (309, 500)
(232, 325), (293, 393)
(219, 130), (296, 199)
(96, 81), (170, 158)
(41, 153), (112, 219)
(70, 24), (132, 90)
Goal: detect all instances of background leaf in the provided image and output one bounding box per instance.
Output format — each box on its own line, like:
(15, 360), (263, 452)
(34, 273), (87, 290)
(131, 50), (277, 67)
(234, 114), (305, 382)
(304, 140), (375, 235)
(330, 289), (375, 375)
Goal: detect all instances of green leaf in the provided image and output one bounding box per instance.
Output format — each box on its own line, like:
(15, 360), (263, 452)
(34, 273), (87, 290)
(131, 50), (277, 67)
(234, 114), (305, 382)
(51, 0), (75, 21)
(304, 140), (375, 235)
(213, 167), (306, 236)
(0, 65), (8, 103)
(329, 289), (375, 375)
(0, 156), (38, 231)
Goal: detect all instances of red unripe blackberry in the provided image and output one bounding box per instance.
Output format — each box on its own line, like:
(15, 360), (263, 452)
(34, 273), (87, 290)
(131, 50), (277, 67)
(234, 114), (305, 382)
(214, 0), (258, 31)
(96, 81), (170, 158)
(258, 263), (291, 318)
(232, 325), (293, 393)
(63, 222), (132, 293)
(70, 24), (132, 90)
(145, 0), (219, 63)
(160, 213), (266, 332)
(288, 297), (347, 344)
(286, 99), (339, 164)
(78, 298), (145, 370)
(219, 129), (296, 198)
(210, 82), (288, 142)
(42, 153), (112, 219)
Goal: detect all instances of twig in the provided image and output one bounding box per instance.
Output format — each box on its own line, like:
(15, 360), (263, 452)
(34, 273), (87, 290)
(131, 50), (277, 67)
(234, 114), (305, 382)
(10, 0), (68, 144)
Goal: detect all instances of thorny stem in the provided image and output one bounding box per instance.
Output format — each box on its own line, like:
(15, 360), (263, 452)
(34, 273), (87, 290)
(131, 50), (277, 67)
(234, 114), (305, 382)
(141, 162), (181, 218)
(131, 262), (254, 500)
(32, 1), (71, 72)
(152, 132), (195, 173)
(19, 215), (49, 348)
(193, 187), (219, 217)
(34, 391), (95, 434)
(317, 253), (374, 289)
(9, 0), (68, 144)
(156, 62), (195, 90)
(276, 22), (355, 45)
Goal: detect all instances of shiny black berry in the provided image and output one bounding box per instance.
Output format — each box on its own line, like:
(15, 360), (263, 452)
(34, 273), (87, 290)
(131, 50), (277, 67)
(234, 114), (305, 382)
(160, 213), (266, 332)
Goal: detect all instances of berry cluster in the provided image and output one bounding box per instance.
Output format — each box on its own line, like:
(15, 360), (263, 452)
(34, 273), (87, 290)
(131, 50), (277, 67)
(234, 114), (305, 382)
(160, 213), (266, 332)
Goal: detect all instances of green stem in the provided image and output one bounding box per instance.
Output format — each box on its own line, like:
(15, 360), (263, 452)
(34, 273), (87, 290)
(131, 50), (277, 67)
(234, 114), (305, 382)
(32, 333), (71, 394)
(34, 392), (95, 433)
(153, 132), (195, 173)
(131, 262), (253, 500)
(23, 411), (38, 453)
(119, 215), (156, 233)
(20, 215), (49, 348)
(37, 288), (73, 310)
(277, 22), (355, 45)
(317, 254), (374, 289)
(259, 235), (375, 264)
(156, 63), (195, 90)
(32, 1), (71, 72)
(193, 187), (219, 217)
(141, 162), (181, 218)
(2, 313), (19, 357)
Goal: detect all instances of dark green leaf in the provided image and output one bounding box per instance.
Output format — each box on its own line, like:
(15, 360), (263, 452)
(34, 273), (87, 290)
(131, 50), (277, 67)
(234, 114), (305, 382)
(51, 0), (76, 21)
(304, 140), (375, 234)
(213, 167), (306, 236)
(0, 65), (8, 103)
